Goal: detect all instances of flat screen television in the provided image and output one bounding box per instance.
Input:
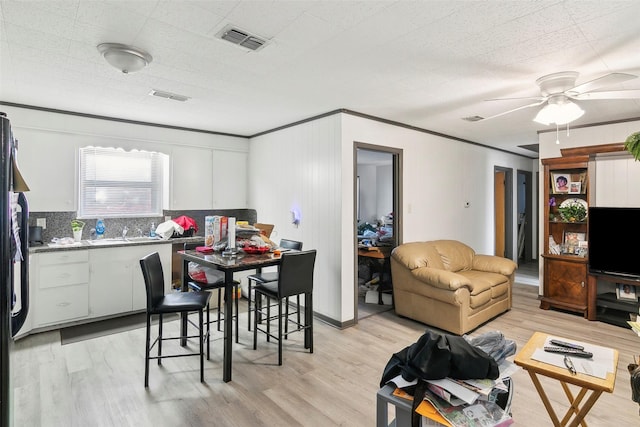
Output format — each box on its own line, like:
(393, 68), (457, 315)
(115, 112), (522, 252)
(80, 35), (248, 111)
(588, 207), (640, 279)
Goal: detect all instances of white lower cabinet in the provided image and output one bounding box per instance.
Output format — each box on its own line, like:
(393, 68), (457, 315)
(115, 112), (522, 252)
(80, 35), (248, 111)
(89, 244), (171, 318)
(33, 250), (90, 327)
(31, 244), (171, 331)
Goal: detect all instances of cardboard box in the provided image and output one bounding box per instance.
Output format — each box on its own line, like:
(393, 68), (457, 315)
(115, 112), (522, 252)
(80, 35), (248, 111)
(253, 223), (274, 238)
(204, 215), (228, 247)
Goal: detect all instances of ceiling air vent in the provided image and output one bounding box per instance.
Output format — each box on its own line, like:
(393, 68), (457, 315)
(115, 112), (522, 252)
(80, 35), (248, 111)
(149, 89), (190, 102)
(217, 25), (267, 51)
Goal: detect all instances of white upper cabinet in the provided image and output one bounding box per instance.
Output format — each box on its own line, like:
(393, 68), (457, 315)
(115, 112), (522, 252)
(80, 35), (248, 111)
(170, 146), (213, 209)
(19, 128), (77, 211)
(171, 147), (248, 210)
(212, 150), (248, 208)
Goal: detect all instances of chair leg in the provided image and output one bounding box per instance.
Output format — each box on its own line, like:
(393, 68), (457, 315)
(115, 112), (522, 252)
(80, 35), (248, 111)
(307, 293), (313, 353)
(234, 284), (239, 344)
(266, 295), (271, 343)
(247, 280), (253, 331)
(253, 292), (259, 350)
(217, 289), (222, 332)
(206, 302), (210, 360)
(278, 297), (283, 366)
(157, 313), (163, 365)
(144, 313), (151, 387)
(296, 295), (301, 327)
(199, 309), (204, 383)
(285, 297), (289, 337)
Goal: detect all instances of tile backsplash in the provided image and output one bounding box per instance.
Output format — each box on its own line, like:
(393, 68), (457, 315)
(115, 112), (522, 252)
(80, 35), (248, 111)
(28, 209), (257, 244)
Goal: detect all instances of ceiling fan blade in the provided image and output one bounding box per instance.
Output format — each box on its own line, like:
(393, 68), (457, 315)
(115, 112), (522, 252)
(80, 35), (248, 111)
(478, 100), (546, 121)
(567, 72), (637, 95)
(485, 96), (546, 102)
(573, 89), (640, 100)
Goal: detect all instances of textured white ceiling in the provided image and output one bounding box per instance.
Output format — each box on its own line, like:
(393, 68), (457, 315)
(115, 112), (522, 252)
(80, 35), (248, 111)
(1, 0), (639, 158)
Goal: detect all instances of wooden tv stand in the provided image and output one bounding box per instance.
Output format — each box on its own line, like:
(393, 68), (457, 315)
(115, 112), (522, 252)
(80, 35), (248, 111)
(587, 272), (640, 324)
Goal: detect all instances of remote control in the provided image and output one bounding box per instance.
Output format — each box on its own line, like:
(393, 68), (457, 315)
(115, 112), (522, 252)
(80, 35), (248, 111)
(549, 339), (584, 351)
(544, 346), (593, 358)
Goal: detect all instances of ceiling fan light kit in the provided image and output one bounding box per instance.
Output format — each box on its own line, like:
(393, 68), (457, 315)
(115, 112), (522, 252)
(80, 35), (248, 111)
(481, 71), (638, 125)
(533, 95), (584, 125)
(97, 43), (152, 74)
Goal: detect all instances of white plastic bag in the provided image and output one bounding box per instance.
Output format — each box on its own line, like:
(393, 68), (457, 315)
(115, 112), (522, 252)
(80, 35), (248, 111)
(155, 220), (183, 240)
(188, 262), (224, 284)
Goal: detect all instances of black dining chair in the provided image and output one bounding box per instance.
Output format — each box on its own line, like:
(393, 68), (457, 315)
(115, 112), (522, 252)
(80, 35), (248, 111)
(139, 252), (211, 387)
(184, 243), (241, 344)
(252, 249), (316, 365)
(246, 238), (302, 331)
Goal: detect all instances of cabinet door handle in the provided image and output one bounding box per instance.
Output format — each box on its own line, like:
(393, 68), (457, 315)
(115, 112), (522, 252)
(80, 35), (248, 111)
(57, 302), (70, 307)
(581, 281), (585, 287)
(57, 273), (71, 279)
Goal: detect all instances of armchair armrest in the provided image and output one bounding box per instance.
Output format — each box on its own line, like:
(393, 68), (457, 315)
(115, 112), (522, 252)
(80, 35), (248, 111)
(472, 255), (517, 276)
(412, 267), (471, 291)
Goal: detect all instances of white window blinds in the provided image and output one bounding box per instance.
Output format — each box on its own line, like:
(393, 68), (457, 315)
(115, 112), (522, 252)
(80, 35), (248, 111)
(79, 146), (168, 218)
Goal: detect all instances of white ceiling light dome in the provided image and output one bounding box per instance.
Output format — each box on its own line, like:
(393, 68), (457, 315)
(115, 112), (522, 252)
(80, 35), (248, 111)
(97, 43), (152, 74)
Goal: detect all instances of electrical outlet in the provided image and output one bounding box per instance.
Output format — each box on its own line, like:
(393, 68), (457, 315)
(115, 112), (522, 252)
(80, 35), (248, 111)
(36, 218), (46, 229)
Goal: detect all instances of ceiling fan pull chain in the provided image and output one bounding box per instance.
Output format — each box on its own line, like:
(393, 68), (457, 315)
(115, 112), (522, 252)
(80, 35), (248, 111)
(566, 123), (571, 137)
(556, 124), (560, 144)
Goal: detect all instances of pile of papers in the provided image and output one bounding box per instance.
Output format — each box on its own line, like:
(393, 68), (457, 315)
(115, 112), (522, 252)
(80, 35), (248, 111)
(389, 361), (519, 427)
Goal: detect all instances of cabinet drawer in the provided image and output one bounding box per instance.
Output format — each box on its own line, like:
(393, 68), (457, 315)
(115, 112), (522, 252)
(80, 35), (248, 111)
(39, 250), (88, 266)
(39, 263), (89, 289)
(35, 284), (89, 326)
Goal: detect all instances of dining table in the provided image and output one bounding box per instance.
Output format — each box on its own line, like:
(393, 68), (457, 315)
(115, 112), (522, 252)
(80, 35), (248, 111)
(178, 248), (282, 382)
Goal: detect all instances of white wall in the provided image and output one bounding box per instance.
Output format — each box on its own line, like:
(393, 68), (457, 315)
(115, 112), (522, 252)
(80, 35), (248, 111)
(248, 112), (534, 324)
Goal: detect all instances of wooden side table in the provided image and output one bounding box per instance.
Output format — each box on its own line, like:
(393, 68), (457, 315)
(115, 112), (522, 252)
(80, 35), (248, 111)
(514, 331), (618, 426)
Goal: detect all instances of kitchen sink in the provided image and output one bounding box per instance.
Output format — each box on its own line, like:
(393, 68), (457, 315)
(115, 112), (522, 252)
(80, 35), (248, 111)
(87, 236), (163, 246)
(87, 238), (128, 246)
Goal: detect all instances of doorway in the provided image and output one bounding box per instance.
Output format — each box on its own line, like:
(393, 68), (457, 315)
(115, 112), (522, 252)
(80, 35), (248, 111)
(354, 143), (402, 322)
(494, 167), (513, 259)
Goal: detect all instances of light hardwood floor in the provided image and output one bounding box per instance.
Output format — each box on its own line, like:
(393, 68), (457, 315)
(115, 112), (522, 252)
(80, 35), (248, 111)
(11, 282), (639, 426)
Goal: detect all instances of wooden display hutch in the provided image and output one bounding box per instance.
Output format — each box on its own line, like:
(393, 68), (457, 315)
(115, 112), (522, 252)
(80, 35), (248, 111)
(540, 155), (590, 316)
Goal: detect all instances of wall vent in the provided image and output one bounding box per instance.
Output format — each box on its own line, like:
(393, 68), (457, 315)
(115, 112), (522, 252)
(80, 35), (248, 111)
(149, 89), (190, 102)
(217, 25), (267, 51)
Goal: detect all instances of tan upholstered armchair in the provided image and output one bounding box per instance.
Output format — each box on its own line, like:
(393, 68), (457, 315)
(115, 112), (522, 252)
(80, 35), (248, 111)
(390, 240), (517, 335)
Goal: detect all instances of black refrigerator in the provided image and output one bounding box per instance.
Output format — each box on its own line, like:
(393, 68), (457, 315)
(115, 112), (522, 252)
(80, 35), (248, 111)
(0, 112), (30, 427)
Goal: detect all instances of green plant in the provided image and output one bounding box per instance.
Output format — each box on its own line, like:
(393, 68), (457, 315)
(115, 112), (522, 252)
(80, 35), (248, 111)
(558, 203), (587, 222)
(624, 131), (640, 161)
(71, 219), (85, 231)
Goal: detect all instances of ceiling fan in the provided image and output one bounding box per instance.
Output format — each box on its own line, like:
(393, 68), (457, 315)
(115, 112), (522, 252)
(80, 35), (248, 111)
(479, 71), (640, 124)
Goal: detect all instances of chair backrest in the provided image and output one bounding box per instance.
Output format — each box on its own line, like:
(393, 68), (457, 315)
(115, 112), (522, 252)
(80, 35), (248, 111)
(277, 249), (317, 298)
(139, 252), (166, 311)
(279, 238), (303, 250)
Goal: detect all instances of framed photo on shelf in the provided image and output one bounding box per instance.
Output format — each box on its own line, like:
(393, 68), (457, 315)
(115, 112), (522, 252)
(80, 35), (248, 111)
(551, 173), (570, 194)
(563, 231), (585, 246)
(616, 284), (637, 301)
(569, 181), (582, 194)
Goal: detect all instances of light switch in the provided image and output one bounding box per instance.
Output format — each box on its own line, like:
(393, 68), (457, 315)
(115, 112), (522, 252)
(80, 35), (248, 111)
(37, 218), (46, 229)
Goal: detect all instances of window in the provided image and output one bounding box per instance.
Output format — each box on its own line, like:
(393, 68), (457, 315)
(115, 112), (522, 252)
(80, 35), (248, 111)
(79, 146), (168, 218)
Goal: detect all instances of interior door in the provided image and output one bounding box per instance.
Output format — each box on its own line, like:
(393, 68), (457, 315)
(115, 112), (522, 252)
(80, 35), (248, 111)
(495, 171), (506, 257)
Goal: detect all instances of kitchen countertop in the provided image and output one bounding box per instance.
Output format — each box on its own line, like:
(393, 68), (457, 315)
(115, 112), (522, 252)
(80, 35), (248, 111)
(29, 235), (205, 253)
